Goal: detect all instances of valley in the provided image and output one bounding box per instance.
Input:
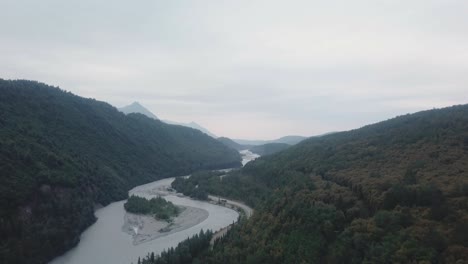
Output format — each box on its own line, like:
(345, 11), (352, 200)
(49, 151), (257, 264)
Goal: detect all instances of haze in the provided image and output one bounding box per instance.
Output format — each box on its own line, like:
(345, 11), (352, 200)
(1, 0), (467, 139)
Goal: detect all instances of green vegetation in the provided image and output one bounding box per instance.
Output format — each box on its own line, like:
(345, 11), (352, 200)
(248, 142), (290, 156)
(171, 171), (226, 200)
(217, 137), (290, 156)
(217, 137), (250, 151)
(156, 104), (468, 263)
(136, 229), (213, 264)
(0, 79), (241, 264)
(124, 195), (180, 221)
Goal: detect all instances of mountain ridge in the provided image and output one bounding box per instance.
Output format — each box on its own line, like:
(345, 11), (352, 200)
(119, 101), (159, 120)
(163, 120), (217, 138)
(118, 102), (217, 137)
(164, 103), (468, 264)
(233, 135), (307, 146)
(0, 79), (241, 264)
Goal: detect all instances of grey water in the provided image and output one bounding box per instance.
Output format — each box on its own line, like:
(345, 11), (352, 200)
(50, 151), (258, 264)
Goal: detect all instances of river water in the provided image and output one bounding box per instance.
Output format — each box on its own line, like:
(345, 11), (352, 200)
(240, 149), (260, 166)
(50, 150), (259, 264)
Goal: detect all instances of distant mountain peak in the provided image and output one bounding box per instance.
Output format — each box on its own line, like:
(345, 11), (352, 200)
(118, 101), (159, 120)
(119, 103), (217, 138)
(129, 101), (142, 106)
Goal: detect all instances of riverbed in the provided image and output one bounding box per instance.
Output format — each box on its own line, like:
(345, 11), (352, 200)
(240, 149), (260, 166)
(49, 150), (258, 264)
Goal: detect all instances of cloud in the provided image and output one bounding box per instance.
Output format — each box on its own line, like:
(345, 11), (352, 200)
(1, 0), (467, 139)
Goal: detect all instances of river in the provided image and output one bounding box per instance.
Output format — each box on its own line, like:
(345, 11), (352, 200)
(50, 150), (259, 264)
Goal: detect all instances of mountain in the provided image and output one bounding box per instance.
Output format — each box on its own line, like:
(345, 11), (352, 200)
(218, 137), (290, 156)
(119, 101), (159, 120)
(187, 122), (217, 138)
(0, 79), (241, 264)
(273, 135), (308, 145)
(233, 135), (307, 146)
(119, 102), (217, 138)
(164, 120), (217, 138)
(248, 142), (290, 156)
(217, 137), (250, 151)
(161, 104), (468, 264)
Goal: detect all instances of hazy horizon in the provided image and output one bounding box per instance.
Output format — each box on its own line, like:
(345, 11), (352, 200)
(2, 0), (467, 139)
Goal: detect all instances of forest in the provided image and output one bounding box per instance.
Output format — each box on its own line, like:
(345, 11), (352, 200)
(0, 79), (242, 264)
(248, 142), (290, 156)
(124, 195), (180, 221)
(217, 137), (291, 156)
(142, 104), (468, 263)
(171, 171), (227, 200)
(135, 229), (213, 264)
(217, 137), (248, 151)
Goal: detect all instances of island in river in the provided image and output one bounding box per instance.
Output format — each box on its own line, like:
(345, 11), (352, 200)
(49, 150), (258, 264)
(122, 205), (209, 245)
(124, 195), (181, 222)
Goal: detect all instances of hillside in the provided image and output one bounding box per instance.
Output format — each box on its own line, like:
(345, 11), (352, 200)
(165, 104), (468, 264)
(273, 135), (308, 145)
(164, 120), (217, 138)
(233, 135), (307, 146)
(119, 102), (216, 137)
(0, 79), (241, 264)
(217, 137), (250, 151)
(218, 137), (289, 156)
(248, 142), (290, 156)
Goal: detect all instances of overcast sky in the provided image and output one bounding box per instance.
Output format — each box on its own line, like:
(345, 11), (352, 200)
(1, 0), (467, 139)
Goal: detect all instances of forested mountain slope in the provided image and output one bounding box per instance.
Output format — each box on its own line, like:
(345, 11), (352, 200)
(233, 135), (307, 146)
(248, 142), (290, 156)
(218, 137), (289, 156)
(217, 137), (250, 151)
(189, 105), (468, 263)
(0, 79), (241, 264)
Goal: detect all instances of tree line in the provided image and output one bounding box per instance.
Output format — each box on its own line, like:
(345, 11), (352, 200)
(124, 195), (180, 221)
(0, 79), (242, 264)
(138, 104), (468, 263)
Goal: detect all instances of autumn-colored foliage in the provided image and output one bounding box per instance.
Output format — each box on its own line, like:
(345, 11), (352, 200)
(195, 104), (468, 263)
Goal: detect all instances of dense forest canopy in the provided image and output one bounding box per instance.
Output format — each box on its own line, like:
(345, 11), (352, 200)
(217, 137), (250, 151)
(124, 195), (180, 222)
(248, 142), (290, 156)
(136, 229), (213, 264)
(146, 104), (468, 264)
(0, 79), (241, 264)
(171, 171), (227, 201)
(217, 137), (290, 156)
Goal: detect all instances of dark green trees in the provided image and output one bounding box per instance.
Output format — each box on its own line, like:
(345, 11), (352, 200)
(171, 171), (226, 200)
(137, 229), (213, 264)
(124, 195), (180, 221)
(166, 104), (468, 263)
(0, 79), (241, 264)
